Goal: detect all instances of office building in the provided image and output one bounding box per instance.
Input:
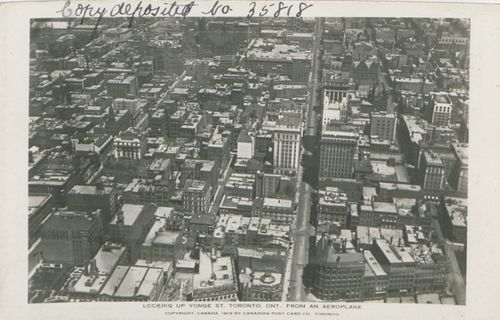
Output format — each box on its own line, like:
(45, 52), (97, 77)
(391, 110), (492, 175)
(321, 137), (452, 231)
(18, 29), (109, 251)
(237, 130), (255, 160)
(66, 184), (119, 231)
(319, 130), (359, 179)
(183, 179), (211, 215)
(418, 150), (445, 192)
(318, 187), (349, 227)
(431, 93), (452, 126)
(114, 128), (147, 160)
(370, 112), (397, 142)
(272, 116), (302, 175)
(313, 235), (365, 300)
(40, 209), (104, 266)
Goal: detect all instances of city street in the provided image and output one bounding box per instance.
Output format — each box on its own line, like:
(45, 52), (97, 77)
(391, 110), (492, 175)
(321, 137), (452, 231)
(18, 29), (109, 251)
(287, 18), (323, 302)
(288, 181), (314, 301)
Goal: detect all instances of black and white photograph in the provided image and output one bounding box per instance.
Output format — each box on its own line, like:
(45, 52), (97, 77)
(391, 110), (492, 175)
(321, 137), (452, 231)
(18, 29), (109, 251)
(2, 1), (500, 320)
(26, 15), (469, 305)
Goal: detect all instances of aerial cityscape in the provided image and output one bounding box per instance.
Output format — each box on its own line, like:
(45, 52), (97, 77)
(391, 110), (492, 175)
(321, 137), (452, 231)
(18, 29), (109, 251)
(28, 17), (469, 305)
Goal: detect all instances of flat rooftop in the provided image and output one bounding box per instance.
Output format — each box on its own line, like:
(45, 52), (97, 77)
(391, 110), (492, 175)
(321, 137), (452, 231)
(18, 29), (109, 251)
(193, 253), (236, 291)
(263, 197), (292, 209)
(184, 179), (208, 192)
(364, 250), (387, 277)
(100, 265), (162, 299)
(69, 185), (113, 195)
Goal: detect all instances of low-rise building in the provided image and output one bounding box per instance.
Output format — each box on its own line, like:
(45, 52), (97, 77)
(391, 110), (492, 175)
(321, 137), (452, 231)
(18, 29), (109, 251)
(440, 197), (467, 244)
(109, 203), (157, 262)
(318, 187), (349, 227)
(99, 265), (164, 301)
(260, 197), (294, 224)
(240, 268), (283, 301)
(191, 252), (238, 301)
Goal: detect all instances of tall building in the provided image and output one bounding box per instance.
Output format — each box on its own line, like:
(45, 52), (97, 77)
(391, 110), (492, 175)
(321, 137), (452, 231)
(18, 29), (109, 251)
(323, 70), (355, 104)
(183, 179), (211, 215)
(66, 184), (119, 231)
(449, 142), (468, 195)
(255, 172), (281, 198)
(319, 130), (359, 179)
(40, 209), (104, 266)
(271, 116), (302, 175)
(237, 130), (255, 160)
(323, 97), (348, 126)
(418, 150), (445, 192)
(431, 93), (452, 126)
(370, 111), (397, 142)
(313, 235), (365, 300)
(151, 41), (185, 75)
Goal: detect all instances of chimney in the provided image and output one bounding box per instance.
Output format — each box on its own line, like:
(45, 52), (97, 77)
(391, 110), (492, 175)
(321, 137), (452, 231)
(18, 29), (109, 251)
(117, 209), (124, 224)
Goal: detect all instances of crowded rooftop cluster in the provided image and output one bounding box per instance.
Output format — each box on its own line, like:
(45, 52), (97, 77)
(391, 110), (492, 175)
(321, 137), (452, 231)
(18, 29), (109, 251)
(28, 17), (468, 304)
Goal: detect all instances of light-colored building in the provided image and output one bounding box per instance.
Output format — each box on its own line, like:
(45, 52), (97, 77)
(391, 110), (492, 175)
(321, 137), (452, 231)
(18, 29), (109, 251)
(237, 130), (255, 160)
(68, 242), (127, 300)
(270, 115), (302, 175)
(192, 251), (239, 301)
(323, 97), (348, 126)
(260, 197), (294, 224)
(114, 128), (147, 160)
(431, 93), (452, 126)
(99, 265), (164, 301)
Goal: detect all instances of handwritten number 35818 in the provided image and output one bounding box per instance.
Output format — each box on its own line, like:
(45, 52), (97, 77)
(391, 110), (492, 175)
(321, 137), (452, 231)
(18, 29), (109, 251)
(247, 2), (313, 18)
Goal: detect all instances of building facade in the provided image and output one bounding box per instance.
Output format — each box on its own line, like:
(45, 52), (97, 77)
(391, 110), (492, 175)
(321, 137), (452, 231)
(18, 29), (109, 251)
(319, 131), (359, 179)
